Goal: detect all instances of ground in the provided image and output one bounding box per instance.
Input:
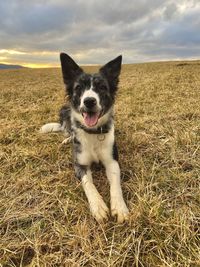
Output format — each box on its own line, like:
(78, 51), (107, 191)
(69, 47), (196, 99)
(0, 61), (200, 266)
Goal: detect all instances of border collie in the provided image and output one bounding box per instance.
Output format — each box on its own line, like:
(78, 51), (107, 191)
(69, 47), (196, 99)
(40, 53), (129, 223)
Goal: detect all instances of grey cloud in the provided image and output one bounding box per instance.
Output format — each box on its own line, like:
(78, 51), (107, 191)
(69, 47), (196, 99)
(0, 0), (200, 65)
(159, 8), (200, 46)
(0, 2), (74, 35)
(163, 3), (178, 20)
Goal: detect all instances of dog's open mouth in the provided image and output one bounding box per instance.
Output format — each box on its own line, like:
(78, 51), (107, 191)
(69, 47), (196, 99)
(82, 112), (100, 127)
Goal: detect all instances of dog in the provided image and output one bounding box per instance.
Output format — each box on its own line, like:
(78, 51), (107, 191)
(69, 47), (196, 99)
(40, 53), (129, 223)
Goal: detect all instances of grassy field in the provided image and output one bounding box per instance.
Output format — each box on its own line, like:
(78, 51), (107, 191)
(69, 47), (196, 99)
(0, 61), (200, 266)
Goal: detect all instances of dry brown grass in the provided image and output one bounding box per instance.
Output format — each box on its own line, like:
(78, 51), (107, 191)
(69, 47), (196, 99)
(0, 61), (200, 266)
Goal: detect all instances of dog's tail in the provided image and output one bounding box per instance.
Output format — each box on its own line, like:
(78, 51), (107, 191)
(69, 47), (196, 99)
(40, 122), (64, 133)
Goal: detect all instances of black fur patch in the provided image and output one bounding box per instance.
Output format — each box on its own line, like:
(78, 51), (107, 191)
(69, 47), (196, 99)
(59, 105), (71, 133)
(73, 137), (80, 144)
(112, 142), (119, 161)
(71, 73), (92, 110)
(74, 163), (87, 180)
(92, 74), (115, 114)
(73, 136), (81, 154)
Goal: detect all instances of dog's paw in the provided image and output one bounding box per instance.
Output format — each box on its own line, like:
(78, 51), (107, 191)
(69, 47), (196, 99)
(111, 197), (129, 223)
(40, 123), (62, 133)
(89, 196), (109, 222)
(62, 137), (72, 144)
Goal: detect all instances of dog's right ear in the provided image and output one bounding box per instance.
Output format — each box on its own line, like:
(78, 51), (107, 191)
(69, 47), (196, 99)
(60, 53), (83, 85)
(100, 55), (122, 92)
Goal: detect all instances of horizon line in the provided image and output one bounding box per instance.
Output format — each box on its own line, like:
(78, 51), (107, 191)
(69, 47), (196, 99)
(1, 58), (200, 69)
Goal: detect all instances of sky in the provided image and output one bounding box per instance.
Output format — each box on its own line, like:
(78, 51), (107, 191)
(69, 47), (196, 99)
(0, 0), (200, 68)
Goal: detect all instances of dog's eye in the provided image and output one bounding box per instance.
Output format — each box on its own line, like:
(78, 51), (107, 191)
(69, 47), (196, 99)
(75, 84), (81, 91)
(99, 85), (107, 90)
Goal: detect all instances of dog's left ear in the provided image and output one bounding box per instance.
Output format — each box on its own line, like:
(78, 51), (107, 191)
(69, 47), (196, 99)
(60, 53), (83, 85)
(100, 55), (122, 91)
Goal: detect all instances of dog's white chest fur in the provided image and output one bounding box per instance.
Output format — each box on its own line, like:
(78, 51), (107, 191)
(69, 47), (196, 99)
(76, 126), (115, 166)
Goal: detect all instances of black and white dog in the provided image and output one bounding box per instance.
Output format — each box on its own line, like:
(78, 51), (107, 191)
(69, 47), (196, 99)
(40, 53), (129, 223)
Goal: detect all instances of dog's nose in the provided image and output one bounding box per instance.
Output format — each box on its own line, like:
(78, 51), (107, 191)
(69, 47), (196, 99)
(84, 97), (97, 109)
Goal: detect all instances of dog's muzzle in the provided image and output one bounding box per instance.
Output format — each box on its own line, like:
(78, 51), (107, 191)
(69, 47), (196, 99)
(80, 97), (102, 128)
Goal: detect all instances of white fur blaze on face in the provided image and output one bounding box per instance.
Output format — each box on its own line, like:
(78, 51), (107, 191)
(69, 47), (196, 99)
(80, 88), (101, 110)
(80, 78), (101, 111)
(82, 171), (109, 222)
(105, 160), (129, 223)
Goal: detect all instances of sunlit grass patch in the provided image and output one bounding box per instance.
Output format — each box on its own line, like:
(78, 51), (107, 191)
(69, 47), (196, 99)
(0, 61), (200, 266)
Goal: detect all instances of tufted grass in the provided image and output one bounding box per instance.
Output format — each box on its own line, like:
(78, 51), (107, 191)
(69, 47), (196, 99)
(0, 61), (200, 266)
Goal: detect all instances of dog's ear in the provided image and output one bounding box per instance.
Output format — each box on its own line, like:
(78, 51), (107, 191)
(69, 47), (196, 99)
(100, 55), (122, 91)
(60, 53), (83, 85)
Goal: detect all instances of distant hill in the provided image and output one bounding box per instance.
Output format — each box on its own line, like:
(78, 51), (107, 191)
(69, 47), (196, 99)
(0, 63), (25, 70)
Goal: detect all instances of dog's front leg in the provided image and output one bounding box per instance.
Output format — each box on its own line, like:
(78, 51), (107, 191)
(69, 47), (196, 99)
(75, 164), (109, 222)
(105, 160), (129, 223)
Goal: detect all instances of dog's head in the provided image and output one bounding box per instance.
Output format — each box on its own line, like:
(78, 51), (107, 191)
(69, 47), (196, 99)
(60, 53), (122, 128)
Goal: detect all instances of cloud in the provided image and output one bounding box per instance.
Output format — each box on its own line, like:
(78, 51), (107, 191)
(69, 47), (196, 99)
(0, 0), (199, 66)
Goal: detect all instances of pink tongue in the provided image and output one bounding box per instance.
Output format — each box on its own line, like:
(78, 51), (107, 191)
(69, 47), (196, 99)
(83, 112), (99, 127)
